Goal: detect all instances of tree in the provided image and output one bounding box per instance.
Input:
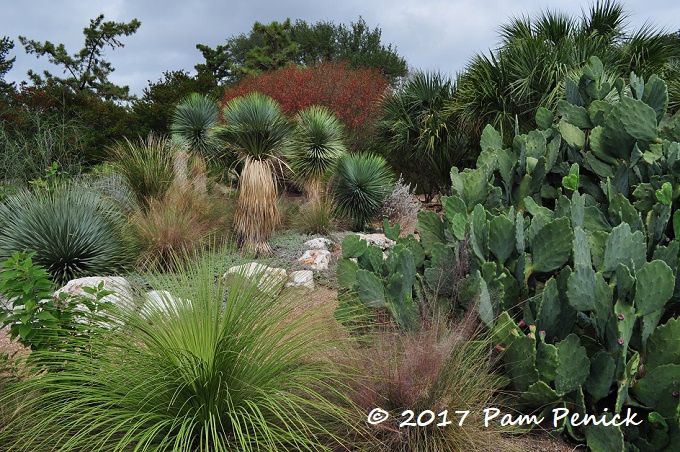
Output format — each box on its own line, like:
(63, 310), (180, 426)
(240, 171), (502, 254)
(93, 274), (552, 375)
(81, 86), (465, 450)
(290, 17), (408, 82)
(132, 70), (219, 136)
(379, 71), (469, 199)
(242, 19), (298, 77)
(195, 17), (407, 86)
(0, 36), (15, 96)
(19, 14), (141, 101)
(451, 0), (680, 143)
(217, 93), (294, 254)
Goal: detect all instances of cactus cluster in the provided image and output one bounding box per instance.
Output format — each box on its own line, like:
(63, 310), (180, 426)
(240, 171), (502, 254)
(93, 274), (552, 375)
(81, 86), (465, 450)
(338, 57), (680, 450)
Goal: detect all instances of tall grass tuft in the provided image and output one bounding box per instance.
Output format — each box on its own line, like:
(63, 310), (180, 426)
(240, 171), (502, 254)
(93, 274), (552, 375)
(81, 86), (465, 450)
(349, 318), (522, 451)
(107, 135), (178, 210)
(0, 251), (366, 451)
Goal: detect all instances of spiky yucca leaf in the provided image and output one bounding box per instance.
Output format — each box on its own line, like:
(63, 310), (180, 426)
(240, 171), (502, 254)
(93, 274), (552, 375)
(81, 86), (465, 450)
(288, 105), (346, 198)
(332, 153), (394, 231)
(0, 184), (131, 283)
(170, 93), (222, 155)
(0, 251), (366, 451)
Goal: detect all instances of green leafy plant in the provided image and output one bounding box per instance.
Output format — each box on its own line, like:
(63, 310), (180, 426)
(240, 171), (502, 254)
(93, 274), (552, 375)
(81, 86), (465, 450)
(404, 60), (680, 450)
(0, 251), (365, 451)
(0, 184), (132, 283)
(331, 153), (394, 230)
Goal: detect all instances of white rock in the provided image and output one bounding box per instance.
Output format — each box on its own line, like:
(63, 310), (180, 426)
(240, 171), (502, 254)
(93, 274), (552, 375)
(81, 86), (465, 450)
(358, 233), (396, 250)
(223, 262), (288, 293)
(286, 270), (314, 289)
(55, 276), (134, 310)
(298, 249), (331, 271)
(143, 290), (186, 314)
(303, 237), (332, 250)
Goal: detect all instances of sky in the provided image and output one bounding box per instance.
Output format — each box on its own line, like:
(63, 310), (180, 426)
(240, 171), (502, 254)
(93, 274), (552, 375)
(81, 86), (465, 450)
(1, 0), (679, 97)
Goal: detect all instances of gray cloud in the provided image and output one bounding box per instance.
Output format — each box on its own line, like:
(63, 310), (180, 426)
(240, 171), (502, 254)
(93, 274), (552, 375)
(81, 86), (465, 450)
(2, 0), (678, 96)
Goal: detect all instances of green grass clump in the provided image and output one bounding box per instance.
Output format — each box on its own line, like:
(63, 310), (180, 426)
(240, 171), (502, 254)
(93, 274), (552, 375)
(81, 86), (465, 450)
(0, 251), (364, 451)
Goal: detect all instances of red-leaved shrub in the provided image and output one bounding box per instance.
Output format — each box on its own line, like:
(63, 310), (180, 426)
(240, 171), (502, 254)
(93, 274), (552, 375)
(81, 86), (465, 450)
(221, 62), (390, 150)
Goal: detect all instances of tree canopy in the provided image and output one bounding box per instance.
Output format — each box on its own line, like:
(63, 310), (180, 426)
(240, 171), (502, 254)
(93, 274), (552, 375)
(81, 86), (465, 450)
(19, 14), (141, 101)
(0, 36), (15, 96)
(195, 17), (407, 86)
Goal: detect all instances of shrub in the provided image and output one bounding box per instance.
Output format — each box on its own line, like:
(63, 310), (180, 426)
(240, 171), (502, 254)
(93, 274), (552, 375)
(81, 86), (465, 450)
(331, 153), (394, 231)
(0, 251), (365, 450)
(0, 184), (132, 284)
(170, 92), (222, 155)
(380, 175), (421, 236)
(222, 61), (389, 151)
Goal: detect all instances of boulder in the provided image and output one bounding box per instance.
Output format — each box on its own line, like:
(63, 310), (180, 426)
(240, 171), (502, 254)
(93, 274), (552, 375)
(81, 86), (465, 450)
(298, 249), (331, 271)
(55, 276), (134, 310)
(358, 233), (396, 250)
(286, 270), (314, 289)
(143, 290), (185, 314)
(304, 237), (332, 251)
(223, 262), (288, 293)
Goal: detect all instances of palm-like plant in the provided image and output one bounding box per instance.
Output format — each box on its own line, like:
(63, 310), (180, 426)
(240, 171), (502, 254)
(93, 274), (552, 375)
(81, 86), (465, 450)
(0, 251), (363, 451)
(170, 92), (222, 155)
(380, 71), (467, 198)
(331, 153), (394, 231)
(451, 0), (680, 143)
(218, 92), (293, 254)
(0, 184), (132, 283)
(288, 105), (346, 201)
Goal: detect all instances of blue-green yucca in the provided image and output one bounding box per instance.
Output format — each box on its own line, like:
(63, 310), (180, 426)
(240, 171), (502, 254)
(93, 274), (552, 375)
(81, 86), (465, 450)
(0, 184), (131, 284)
(331, 153), (394, 231)
(0, 251), (364, 451)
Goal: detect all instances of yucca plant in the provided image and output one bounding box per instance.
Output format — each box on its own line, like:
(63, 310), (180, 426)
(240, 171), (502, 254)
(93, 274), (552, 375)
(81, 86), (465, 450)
(170, 92), (223, 155)
(0, 184), (132, 284)
(331, 153), (394, 231)
(107, 134), (178, 210)
(218, 92), (294, 254)
(288, 105), (347, 202)
(0, 251), (365, 451)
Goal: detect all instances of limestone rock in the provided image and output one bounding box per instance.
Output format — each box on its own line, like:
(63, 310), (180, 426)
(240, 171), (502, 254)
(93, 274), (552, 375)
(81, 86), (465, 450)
(223, 262), (288, 293)
(358, 233), (396, 250)
(304, 237), (332, 251)
(55, 276), (134, 309)
(298, 249), (331, 271)
(286, 270), (314, 289)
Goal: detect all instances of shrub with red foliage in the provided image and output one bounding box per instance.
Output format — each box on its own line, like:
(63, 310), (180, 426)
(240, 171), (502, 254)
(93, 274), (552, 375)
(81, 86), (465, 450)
(221, 62), (389, 150)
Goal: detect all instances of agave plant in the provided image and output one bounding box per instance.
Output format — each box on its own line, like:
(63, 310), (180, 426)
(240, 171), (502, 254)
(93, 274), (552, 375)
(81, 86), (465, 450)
(0, 251), (364, 451)
(0, 184), (132, 283)
(288, 105), (347, 201)
(170, 92), (222, 155)
(331, 153), (394, 231)
(218, 92), (293, 254)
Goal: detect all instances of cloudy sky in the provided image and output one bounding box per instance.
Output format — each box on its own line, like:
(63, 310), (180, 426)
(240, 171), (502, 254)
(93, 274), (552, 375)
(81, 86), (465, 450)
(2, 0), (678, 97)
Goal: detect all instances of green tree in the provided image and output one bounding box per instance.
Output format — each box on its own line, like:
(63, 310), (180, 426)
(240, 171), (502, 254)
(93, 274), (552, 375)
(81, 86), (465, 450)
(290, 17), (408, 81)
(132, 70), (219, 136)
(451, 0), (680, 143)
(19, 14), (141, 101)
(0, 36), (15, 96)
(195, 17), (407, 86)
(242, 19), (298, 77)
